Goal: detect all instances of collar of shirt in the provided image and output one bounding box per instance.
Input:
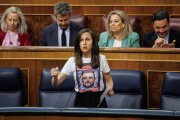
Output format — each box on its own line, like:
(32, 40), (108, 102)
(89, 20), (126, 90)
(165, 31), (170, 43)
(58, 25), (70, 46)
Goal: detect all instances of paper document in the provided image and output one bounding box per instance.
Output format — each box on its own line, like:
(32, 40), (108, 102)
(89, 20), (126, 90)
(97, 86), (109, 107)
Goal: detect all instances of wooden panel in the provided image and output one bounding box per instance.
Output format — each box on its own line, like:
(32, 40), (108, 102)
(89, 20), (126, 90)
(25, 15), (52, 46)
(1, 6), (180, 15)
(0, 115), (4, 120)
(0, 0), (180, 4)
(0, 115), (158, 120)
(0, 115), (173, 120)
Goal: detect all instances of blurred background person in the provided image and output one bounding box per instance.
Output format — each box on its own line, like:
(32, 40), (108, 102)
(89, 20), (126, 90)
(99, 10), (140, 48)
(0, 6), (31, 46)
(39, 1), (84, 46)
(143, 10), (180, 48)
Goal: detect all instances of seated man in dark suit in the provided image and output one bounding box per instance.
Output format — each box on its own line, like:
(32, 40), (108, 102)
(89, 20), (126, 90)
(143, 10), (180, 48)
(39, 1), (84, 46)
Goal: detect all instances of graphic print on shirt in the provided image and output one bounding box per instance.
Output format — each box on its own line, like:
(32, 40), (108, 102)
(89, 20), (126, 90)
(76, 64), (100, 93)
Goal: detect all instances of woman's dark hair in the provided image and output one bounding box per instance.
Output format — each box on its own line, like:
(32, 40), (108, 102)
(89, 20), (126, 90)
(74, 28), (99, 68)
(151, 10), (170, 23)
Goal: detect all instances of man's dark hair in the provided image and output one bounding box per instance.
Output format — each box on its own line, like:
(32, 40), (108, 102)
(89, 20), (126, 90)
(54, 1), (72, 16)
(151, 10), (170, 23)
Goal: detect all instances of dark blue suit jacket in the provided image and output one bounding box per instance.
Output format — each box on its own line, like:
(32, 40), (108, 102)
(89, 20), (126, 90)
(142, 29), (180, 48)
(39, 21), (84, 46)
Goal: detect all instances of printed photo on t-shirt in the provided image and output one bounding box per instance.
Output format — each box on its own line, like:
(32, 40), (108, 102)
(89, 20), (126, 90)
(76, 64), (100, 93)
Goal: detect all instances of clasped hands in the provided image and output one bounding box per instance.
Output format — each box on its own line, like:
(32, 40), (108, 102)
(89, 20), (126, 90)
(153, 38), (176, 48)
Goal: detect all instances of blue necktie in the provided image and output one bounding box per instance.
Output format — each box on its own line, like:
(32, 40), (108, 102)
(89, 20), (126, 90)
(61, 29), (66, 46)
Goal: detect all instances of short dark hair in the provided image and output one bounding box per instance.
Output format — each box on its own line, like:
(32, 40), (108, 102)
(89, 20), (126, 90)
(54, 1), (72, 16)
(151, 10), (170, 23)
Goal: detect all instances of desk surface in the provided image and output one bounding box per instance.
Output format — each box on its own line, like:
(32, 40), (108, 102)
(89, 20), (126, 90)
(0, 47), (180, 61)
(0, 107), (175, 118)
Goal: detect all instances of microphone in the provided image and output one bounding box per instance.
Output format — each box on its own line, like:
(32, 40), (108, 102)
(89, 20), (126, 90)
(51, 67), (75, 108)
(62, 81), (77, 108)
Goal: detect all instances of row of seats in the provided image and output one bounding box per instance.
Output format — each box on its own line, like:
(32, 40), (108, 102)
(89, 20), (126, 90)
(39, 69), (146, 109)
(52, 15), (180, 36)
(65, 15), (180, 35)
(39, 69), (180, 110)
(0, 67), (180, 111)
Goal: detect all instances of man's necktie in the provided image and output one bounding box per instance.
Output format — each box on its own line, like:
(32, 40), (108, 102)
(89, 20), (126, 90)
(61, 29), (66, 46)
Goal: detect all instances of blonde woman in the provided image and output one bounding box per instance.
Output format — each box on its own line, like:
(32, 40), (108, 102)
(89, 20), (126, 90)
(99, 10), (140, 47)
(0, 6), (31, 46)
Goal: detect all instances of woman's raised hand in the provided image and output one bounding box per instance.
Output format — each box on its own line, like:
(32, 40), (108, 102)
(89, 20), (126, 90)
(51, 67), (60, 79)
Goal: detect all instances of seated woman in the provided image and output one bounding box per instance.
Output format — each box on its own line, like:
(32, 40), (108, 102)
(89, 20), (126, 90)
(99, 10), (140, 47)
(0, 6), (31, 46)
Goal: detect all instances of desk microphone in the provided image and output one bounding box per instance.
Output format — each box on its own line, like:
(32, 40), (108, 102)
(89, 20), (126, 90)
(62, 82), (77, 108)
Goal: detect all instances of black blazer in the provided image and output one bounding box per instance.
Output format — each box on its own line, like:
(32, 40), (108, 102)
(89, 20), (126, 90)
(142, 29), (180, 48)
(39, 21), (84, 46)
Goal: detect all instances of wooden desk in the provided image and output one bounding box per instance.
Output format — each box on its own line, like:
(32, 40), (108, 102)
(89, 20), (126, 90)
(0, 47), (180, 108)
